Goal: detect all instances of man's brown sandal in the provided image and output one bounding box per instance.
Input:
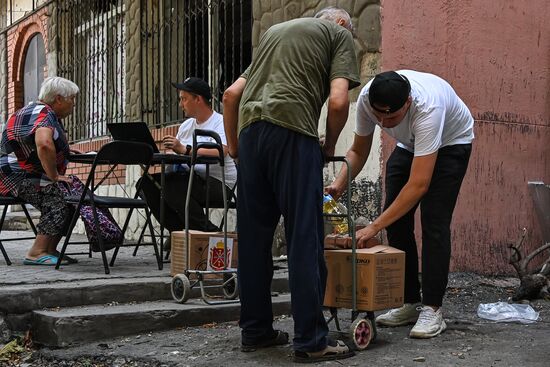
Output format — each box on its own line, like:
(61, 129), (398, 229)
(293, 339), (355, 363)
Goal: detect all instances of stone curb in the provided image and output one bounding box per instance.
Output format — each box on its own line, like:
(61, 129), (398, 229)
(32, 294), (292, 347)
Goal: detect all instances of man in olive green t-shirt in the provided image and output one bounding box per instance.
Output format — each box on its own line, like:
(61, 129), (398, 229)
(223, 6), (360, 363)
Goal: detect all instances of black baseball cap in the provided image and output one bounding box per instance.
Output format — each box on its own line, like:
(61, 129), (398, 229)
(368, 71), (411, 114)
(172, 77), (212, 101)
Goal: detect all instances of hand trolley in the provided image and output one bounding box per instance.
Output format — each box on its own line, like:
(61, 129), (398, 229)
(324, 156), (377, 350)
(171, 129), (238, 305)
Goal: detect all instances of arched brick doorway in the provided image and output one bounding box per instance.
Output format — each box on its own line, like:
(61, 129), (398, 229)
(7, 6), (49, 114)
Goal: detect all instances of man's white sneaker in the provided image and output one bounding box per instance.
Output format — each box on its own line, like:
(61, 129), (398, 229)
(409, 306), (447, 338)
(375, 303), (421, 326)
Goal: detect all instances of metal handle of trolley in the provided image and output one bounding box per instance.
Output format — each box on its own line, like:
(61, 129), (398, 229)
(171, 129), (238, 305)
(323, 156), (376, 351)
(324, 156), (357, 312)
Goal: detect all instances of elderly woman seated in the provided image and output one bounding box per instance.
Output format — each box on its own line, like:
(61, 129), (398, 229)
(0, 77), (80, 265)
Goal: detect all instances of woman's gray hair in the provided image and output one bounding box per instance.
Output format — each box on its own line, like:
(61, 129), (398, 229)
(38, 76), (79, 104)
(314, 6), (354, 33)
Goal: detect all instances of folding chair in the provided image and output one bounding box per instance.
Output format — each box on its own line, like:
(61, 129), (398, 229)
(0, 196), (37, 265)
(56, 141), (160, 274)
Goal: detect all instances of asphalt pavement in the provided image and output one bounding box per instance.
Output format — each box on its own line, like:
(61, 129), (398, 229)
(0, 231), (548, 366)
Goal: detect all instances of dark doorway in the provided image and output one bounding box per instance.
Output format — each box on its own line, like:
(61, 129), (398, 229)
(23, 33), (46, 106)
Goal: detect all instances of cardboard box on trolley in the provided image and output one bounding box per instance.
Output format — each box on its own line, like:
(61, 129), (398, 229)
(171, 230), (238, 277)
(324, 245), (405, 311)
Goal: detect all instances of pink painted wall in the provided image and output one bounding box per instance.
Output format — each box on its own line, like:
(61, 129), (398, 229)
(379, 0), (550, 274)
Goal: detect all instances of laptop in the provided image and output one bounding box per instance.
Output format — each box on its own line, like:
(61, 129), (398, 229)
(107, 122), (160, 153)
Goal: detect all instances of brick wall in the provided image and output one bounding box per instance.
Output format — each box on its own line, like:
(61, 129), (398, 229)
(6, 7), (49, 114)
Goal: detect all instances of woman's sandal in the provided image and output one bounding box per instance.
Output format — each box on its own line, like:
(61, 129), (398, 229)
(23, 254), (67, 266)
(293, 339), (355, 363)
(241, 330), (289, 352)
(53, 250), (78, 264)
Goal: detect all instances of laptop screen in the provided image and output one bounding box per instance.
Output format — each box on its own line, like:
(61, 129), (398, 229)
(107, 122), (159, 153)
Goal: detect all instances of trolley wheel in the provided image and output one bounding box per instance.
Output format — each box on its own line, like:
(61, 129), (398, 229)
(171, 274), (191, 303)
(350, 318), (372, 350)
(222, 274), (239, 300)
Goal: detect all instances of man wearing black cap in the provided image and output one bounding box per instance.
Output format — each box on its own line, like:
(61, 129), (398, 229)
(139, 77), (237, 235)
(327, 70), (474, 339)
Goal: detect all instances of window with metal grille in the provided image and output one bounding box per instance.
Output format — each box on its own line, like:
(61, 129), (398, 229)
(57, 0), (252, 143)
(57, 0), (125, 142)
(141, 0), (252, 127)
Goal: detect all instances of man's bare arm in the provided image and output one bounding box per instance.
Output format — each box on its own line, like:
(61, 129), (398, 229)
(323, 77), (350, 158)
(222, 77), (247, 159)
(326, 133), (373, 200)
(356, 152), (438, 247)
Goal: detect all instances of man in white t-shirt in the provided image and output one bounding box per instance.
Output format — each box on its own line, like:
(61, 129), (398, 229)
(327, 70), (474, 339)
(140, 77), (237, 235)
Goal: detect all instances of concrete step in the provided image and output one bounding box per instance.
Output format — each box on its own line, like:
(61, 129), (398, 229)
(32, 294), (292, 347)
(0, 277), (172, 315)
(0, 273), (289, 314)
(1, 272), (289, 336)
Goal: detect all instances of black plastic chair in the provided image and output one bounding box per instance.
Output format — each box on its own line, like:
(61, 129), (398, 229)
(56, 141), (160, 274)
(0, 196), (37, 265)
(197, 178), (237, 230)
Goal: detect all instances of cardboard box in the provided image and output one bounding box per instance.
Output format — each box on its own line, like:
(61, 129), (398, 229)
(171, 230), (238, 277)
(324, 245), (405, 311)
(324, 234), (380, 249)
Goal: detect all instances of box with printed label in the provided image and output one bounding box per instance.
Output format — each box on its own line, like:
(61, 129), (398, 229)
(171, 230), (238, 277)
(324, 245), (405, 311)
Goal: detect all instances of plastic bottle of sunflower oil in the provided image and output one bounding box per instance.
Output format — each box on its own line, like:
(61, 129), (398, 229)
(322, 194), (349, 234)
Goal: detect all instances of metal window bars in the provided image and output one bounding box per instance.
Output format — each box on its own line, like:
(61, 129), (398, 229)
(56, 0), (252, 143)
(57, 0), (126, 141)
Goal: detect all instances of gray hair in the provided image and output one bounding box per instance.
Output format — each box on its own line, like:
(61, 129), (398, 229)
(314, 6), (354, 33)
(38, 76), (79, 104)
